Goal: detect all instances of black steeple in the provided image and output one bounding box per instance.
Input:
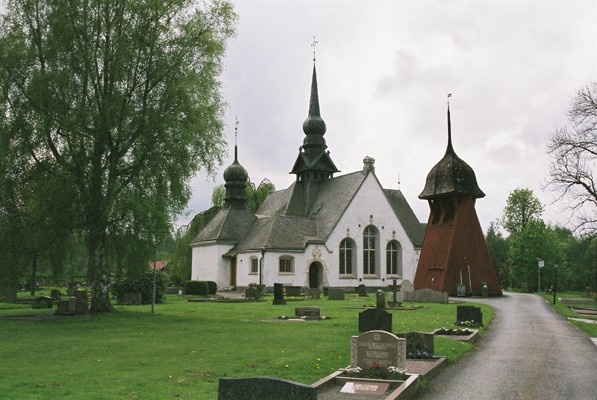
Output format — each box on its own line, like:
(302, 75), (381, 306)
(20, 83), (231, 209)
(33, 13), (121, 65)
(419, 102), (485, 199)
(290, 49), (339, 182)
(223, 121), (249, 208)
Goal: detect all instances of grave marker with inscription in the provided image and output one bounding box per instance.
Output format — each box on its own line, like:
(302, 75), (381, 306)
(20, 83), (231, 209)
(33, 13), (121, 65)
(350, 330), (406, 372)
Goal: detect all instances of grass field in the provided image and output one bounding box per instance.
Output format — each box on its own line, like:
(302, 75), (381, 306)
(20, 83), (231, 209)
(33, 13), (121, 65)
(538, 291), (597, 337)
(0, 291), (494, 399)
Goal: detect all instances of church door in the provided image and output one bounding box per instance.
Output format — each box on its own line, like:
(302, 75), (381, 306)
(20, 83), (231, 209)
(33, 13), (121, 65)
(230, 257), (237, 288)
(309, 262), (322, 289)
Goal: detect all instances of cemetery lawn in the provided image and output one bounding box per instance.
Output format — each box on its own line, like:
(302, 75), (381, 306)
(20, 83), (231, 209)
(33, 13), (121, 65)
(0, 293), (494, 400)
(539, 291), (597, 337)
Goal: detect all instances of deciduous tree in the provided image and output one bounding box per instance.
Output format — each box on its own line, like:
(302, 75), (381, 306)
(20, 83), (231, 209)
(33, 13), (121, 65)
(0, 0), (236, 311)
(547, 82), (597, 235)
(501, 188), (544, 235)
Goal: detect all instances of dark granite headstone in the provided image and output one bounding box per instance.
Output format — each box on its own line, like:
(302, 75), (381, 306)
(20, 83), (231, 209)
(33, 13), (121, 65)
(284, 286), (302, 296)
(359, 308), (392, 333)
(456, 305), (483, 326)
(245, 286), (259, 300)
(33, 296), (53, 309)
(218, 377), (317, 400)
(50, 289), (61, 300)
(357, 284), (368, 297)
(327, 288), (345, 300)
(396, 331), (435, 358)
(56, 298), (76, 316)
(272, 283), (286, 305)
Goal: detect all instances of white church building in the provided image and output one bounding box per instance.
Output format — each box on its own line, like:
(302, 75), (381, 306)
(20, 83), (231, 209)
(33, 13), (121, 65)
(190, 62), (425, 292)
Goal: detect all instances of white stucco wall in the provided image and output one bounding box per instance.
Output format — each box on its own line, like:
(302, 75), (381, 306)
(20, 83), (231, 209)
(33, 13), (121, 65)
(323, 173), (419, 287)
(191, 243), (234, 288)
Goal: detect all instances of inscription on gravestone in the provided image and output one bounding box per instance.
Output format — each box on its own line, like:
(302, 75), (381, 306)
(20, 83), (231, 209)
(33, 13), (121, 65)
(359, 308), (392, 333)
(350, 330), (406, 371)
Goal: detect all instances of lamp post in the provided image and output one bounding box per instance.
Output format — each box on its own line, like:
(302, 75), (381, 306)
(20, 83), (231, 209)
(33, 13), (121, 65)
(553, 263), (558, 305)
(537, 259), (544, 292)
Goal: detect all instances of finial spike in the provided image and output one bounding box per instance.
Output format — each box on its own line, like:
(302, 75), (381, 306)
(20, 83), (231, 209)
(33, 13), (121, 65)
(234, 116), (239, 161)
(447, 93), (453, 151)
(311, 36), (318, 62)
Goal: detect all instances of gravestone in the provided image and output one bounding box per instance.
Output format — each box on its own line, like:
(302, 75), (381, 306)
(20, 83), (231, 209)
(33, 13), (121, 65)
(327, 288), (345, 300)
(359, 308), (392, 333)
(272, 283), (286, 305)
(376, 290), (386, 309)
(245, 286), (259, 300)
(396, 331), (435, 359)
(74, 290), (89, 315)
(307, 288), (321, 299)
(404, 288), (448, 303)
(397, 279), (415, 302)
(50, 289), (61, 301)
(56, 298), (76, 316)
(389, 279), (399, 305)
(33, 296), (53, 309)
(350, 330), (406, 371)
(285, 286), (302, 296)
(456, 305), (483, 326)
(218, 377), (317, 400)
(295, 306), (321, 318)
(357, 284), (368, 297)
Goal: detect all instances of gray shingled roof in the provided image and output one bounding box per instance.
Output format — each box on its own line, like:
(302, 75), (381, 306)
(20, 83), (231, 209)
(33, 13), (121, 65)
(384, 189), (426, 248)
(224, 170), (424, 255)
(191, 206), (256, 244)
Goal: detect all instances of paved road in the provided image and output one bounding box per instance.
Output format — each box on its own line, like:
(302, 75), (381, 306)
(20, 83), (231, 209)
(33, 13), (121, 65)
(414, 293), (597, 400)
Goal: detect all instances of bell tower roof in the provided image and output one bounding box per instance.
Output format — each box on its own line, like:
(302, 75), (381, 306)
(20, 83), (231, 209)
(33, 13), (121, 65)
(419, 104), (485, 199)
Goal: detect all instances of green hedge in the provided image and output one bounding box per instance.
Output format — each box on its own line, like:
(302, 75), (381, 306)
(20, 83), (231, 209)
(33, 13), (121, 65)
(185, 280), (217, 295)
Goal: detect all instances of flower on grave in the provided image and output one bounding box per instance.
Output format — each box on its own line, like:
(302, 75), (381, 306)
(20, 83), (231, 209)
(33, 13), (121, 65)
(344, 364), (408, 380)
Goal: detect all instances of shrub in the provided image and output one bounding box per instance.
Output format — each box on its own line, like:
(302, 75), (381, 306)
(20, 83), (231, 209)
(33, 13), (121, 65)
(111, 270), (168, 304)
(185, 280), (209, 295)
(207, 281), (217, 295)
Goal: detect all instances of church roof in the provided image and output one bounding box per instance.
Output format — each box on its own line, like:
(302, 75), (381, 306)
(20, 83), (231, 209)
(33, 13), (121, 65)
(419, 107), (485, 199)
(225, 170), (425, 254)
(384, 189), (426, 248)
(191, 206), (256, 244)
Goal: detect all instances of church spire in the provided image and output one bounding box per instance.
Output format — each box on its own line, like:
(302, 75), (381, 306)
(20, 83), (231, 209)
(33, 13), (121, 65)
(290, 38), (338, 181)
(223, 117), (249, 208)
(446, 93), (454, 155)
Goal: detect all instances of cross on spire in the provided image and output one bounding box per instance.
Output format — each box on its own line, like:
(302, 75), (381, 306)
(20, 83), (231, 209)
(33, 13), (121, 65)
(311, 36), (318, 62)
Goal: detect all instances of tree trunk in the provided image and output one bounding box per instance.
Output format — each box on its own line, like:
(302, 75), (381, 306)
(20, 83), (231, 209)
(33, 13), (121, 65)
(30, 254), (37, 296)
(88, 227), (113, 312)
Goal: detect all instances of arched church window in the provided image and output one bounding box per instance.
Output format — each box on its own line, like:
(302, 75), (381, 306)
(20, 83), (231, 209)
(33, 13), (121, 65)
(386, 241), (402, 277)
(339, 238), (355, 275)
(363, 225), (378, 275)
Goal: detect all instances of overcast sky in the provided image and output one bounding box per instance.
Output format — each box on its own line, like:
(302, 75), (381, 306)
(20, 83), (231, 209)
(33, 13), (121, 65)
(182, 0), (597, 234)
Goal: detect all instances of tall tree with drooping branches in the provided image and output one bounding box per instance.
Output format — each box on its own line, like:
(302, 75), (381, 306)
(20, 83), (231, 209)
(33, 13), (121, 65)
(0, 0), (236, 311)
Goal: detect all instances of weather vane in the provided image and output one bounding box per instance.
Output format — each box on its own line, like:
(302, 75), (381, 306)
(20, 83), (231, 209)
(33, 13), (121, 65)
(311, 36), (318, 62)
(234, 115), (239, 146)
(447, 92), (452, 107)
